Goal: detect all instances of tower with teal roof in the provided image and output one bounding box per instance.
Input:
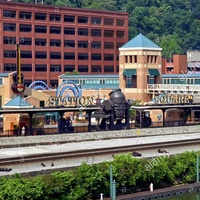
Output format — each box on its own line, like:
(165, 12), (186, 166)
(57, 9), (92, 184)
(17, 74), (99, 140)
(118, 33), (162, 103)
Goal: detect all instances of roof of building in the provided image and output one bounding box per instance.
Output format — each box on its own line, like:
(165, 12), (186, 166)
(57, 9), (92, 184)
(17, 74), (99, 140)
(59, 74), (119, 79)
(119, 33), (162, 50)
(3, 95), (34, 109)
(0, 73), (9, 77)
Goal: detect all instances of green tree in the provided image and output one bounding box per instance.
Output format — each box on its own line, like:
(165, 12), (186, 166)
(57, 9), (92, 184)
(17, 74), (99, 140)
(129, 99), (141, 120)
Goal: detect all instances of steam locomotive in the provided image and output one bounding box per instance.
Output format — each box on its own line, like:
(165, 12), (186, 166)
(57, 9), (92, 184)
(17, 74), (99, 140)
(93, 89), (131, 130)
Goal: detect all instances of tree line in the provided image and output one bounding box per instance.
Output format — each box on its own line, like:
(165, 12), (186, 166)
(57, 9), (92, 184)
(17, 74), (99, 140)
(14, 0), (200, 58)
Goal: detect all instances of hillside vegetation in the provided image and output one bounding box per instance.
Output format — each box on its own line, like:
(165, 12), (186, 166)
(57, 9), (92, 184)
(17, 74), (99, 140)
(14, 0), (200, 58)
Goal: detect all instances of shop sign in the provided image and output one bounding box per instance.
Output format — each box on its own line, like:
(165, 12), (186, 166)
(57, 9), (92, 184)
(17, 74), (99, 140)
(155, 94), (194, 104)
(48, 96), (94, 107)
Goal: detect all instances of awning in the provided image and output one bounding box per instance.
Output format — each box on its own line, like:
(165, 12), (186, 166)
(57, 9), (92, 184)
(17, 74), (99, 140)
(122, 69), (137, 76)
(148, 69), (160, 76)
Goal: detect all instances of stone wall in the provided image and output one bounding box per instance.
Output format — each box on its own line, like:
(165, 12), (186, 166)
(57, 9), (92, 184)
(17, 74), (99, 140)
(0, 125), (200, 147)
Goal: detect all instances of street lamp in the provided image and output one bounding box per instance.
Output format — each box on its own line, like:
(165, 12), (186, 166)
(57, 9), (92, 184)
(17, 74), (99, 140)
(170, 51), (174, 63)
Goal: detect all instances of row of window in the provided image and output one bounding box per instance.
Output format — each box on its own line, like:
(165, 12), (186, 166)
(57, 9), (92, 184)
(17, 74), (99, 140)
(162, 78), (200, 84)
(4, 51), (117, 60)
(4, 37), (124, 49)
(124, 55), (158, 64)
(4, 64), (115, 73)
(3, 24), (125, 38)
(23, 80), (58, 88)
(3, 10), (125, 26)
(63, 78), (119, 85)
(125, 76), (156, 88)
(125, 55), (138, 64)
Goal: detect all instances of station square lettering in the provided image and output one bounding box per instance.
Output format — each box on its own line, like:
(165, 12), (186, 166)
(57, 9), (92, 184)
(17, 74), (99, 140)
(48, 96), (95, 107)
(155, 94), (194, 104)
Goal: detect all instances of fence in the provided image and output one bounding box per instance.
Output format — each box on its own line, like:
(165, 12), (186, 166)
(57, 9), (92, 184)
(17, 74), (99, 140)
(0, 120), (200, 137)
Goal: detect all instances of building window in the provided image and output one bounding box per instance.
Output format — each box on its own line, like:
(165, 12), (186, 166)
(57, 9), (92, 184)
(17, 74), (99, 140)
(20, 38), (32, 46)
(19, 12), (32, 19)
(125, 76), (137, 88)
(100, 79), (106, 84)
(91, 29), (101, 37)
(104, 18), (114, 26)
(50, 80), (58, 88)
(91, 65), (101, 73)
(35, 13), (47, 20)
(64, 65), (75, 72)
(0, 96), (2, 109)
(78, 53), (88, 60)
(50, 52), (61, 59)
(104, 66), (114, 72)
(125, 56), (128, 63)
(4, 23), (16, 31)
(64, 28), (75, 35)
(40, 101), (45, 107)
(21, 51), (32, 58)
(147, 55), (157, 64)
(104, 54), (114, 61)
(3, 10), (16, 18)
(50, 65), (61, 72)
(117, 19), (124, 26)
(35, 52), (47, 59)
(35, 25), (47, 33)
(104, 30), (114, 37)
(50, 39), (61, 47)
(4, 37), (16, 45)
(117, 31), (125, 38)
(78, 65), (88, 72)
(35, 38), (47, 46)
(91, 41), (101, 49)
(117, 43), (124, 48)
(148, 76), (155, 84)
(50, 14), (61, 22)
(50, 26), (61, 34)
(78, 41), (88, 48)
(35, 64), (47, 71)
(64, 40), (75, 47)
(24, 80), (32, 87)
(4, 50), (16, 58)
(64, 15), (75, 23)
(4, 64), (16, 71)
(104, 42), (114, 49)
(21, 64), (32, 71)
(20, 24), (32, 32)
(91, 54), (101, 60)
(78, 28), (88, 36)
(134, 56), (137, 63)
(91, 18), (101, 25)
(64, 53), (75, 60)
(78, 16), (88, 24)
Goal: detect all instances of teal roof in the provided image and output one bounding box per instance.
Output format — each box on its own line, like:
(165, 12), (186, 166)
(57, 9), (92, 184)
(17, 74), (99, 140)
(120, 33), (161, 49)
(3, 95), (33, 108)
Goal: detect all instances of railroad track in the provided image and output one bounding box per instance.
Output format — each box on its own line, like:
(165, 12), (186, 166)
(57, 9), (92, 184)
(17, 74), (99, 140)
(0, 138), (200, 167)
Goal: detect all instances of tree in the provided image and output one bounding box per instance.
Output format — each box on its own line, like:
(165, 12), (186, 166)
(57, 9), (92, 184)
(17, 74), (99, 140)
(129, 99), (141, 120)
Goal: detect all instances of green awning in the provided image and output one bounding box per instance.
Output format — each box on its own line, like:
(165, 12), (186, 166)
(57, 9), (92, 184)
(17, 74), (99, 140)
(148, 69), (160, 76)
(122, 69), (137, 76)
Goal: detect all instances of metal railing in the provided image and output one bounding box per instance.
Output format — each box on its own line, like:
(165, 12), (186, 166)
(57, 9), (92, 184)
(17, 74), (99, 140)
(147, 84), (200, 94)
(0, 120), (200, 137)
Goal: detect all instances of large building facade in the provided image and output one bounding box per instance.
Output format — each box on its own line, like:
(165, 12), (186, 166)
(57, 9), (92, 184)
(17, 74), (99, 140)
(0, 1), (129, 87)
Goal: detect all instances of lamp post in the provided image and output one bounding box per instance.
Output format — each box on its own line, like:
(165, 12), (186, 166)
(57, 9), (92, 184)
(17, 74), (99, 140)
(170, 51), (174, 63)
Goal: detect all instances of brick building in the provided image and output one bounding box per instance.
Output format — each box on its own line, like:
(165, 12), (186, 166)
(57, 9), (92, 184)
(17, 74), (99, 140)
(0, 1), (129, 87)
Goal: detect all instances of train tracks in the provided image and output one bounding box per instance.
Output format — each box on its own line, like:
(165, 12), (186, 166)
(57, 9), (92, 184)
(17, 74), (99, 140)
(0, 138), (200, 175)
